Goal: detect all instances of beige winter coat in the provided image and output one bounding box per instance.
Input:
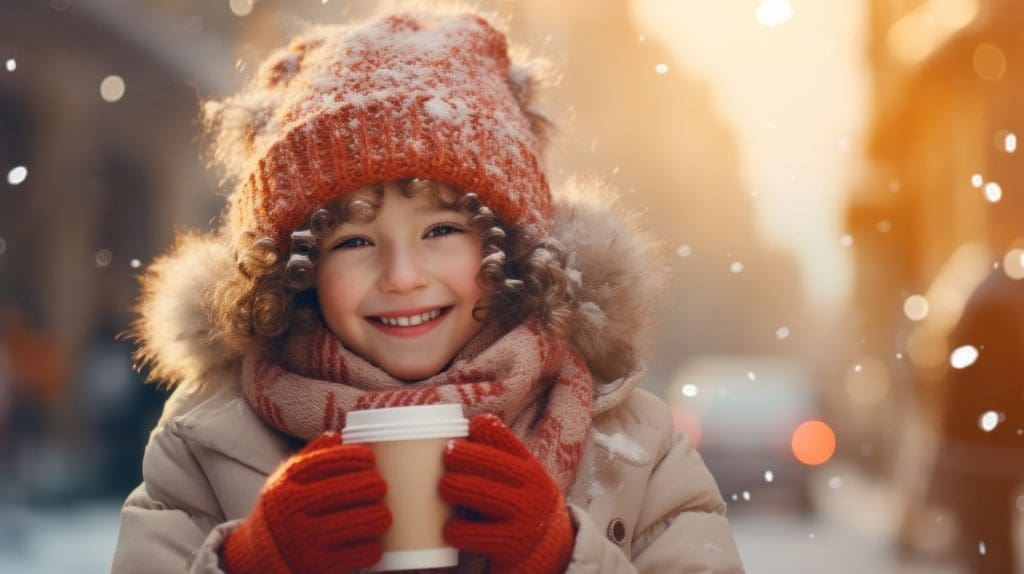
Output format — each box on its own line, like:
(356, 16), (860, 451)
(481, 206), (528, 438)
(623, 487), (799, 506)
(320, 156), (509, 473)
(112, 182), (745, 573)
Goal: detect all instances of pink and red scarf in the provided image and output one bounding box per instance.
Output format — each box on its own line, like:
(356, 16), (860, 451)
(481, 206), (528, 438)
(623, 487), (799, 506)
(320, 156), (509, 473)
(241, 311), (594, 490)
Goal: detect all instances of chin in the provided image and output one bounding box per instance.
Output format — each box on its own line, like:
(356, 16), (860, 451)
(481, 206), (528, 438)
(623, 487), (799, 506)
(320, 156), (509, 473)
(384, 358), (448, 383)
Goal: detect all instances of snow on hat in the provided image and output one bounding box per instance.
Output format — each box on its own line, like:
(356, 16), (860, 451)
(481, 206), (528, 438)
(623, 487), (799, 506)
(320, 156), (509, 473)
(203, 11), (552, 252)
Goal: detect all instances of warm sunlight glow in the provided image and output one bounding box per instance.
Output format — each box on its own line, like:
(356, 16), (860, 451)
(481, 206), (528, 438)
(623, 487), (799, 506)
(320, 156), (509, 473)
(887, 0), (980, 66)
(755, 0), (793, 27)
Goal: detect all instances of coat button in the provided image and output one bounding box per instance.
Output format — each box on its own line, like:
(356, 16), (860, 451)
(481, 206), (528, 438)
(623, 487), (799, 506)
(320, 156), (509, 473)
(606, 518), (627, 545)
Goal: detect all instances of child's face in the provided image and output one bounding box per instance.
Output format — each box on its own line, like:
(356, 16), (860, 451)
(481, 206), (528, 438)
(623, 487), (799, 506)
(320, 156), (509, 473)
(315, 184), (486, 381)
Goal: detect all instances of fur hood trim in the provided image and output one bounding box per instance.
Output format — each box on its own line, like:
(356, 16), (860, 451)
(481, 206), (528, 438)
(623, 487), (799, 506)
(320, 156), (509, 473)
(126, 178), (667, 412)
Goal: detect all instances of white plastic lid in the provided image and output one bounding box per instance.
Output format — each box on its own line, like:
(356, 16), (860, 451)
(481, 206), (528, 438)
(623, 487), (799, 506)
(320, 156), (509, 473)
(342, 403), (469, 443)
(371, 547), (459, 571)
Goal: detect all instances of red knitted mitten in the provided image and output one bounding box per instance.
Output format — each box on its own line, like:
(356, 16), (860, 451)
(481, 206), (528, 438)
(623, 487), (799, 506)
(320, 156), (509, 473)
(440, 414), (574, 573)
(222, 432), (391, 574)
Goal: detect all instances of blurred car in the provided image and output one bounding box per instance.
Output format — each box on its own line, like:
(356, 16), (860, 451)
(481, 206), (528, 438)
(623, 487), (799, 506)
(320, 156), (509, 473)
(666, 355), (824, 513)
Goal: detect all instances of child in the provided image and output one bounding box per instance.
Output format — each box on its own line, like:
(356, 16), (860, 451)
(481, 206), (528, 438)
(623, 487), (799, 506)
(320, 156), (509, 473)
(112, 8), (744, 574)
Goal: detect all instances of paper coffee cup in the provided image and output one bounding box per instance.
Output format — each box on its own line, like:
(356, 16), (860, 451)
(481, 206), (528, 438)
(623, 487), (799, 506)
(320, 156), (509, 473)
(342, 404), (469, 571)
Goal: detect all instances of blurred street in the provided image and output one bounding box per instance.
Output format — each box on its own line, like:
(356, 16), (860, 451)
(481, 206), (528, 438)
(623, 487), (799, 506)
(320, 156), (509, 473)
(0, 461), (1004, 573)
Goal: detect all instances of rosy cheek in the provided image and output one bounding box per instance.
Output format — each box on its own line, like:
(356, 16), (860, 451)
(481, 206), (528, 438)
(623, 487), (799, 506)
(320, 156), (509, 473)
(317, 267), (358, 321)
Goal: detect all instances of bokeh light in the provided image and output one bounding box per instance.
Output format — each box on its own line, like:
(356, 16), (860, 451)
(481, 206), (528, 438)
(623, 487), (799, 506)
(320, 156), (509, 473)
(100, 75), (126, 102)
(845, 356), (890, 405)
(791, 420), (836, 466)
(903, 294), (929, 321)
(973, 43), (1006, 81)
(1003, 248), (1024, 280)
(229, 0), (254, 17)
(670, 404), (702, 449)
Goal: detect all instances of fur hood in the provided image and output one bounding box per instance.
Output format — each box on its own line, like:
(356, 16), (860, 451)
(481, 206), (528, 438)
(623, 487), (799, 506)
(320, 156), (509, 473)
(127, 178), (667, 414)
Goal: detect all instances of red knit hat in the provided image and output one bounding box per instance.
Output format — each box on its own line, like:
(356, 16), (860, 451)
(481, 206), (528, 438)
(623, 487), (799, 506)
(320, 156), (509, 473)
(203, 12), (552, 252)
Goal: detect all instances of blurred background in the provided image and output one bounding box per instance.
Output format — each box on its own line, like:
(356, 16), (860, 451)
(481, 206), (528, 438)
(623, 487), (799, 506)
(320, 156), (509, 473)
(1, 0), (1022, 572)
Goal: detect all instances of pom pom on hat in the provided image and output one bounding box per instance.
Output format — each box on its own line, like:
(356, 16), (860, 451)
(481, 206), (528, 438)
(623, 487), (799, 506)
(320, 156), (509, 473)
(203, 11), (553, 252)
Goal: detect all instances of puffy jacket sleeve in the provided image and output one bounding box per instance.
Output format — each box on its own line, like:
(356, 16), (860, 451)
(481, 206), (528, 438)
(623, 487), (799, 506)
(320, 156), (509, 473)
(112, 376), (262, 572)
(111, 391), (240, 574)
(566, 392), (745, 573)
(629, 426), (743, 572)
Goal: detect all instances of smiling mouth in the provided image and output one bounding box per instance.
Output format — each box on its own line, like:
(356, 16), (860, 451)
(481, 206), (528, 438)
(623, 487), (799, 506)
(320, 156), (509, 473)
(367, 306), (451, 327)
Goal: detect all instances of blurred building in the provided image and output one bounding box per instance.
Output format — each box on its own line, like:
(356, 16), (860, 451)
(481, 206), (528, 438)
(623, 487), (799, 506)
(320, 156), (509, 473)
(845, 0), (1024, 560)
(505, 1), (804, 392)
(846, 0), (1022, 456)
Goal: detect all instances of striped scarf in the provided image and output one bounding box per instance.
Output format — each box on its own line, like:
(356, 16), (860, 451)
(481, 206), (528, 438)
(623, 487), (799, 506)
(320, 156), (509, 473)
(241, 311), (593, 490)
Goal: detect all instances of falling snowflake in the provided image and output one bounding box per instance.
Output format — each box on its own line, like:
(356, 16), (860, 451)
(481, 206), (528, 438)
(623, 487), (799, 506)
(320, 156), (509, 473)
(971, 173), (984, 188)
(742, 491), (751, 501)
(979, 411), (1000, 432)
(130, 258), (141, 269)
(776, 326), (790, 340)
(764, 470), (774, 483)
(828, 476), (842, 489)
(840, 234), (854, 247)
(654, 64), (669, 75)
(730, 261), (744, 274)
(7, 165), (27, 185)
(5, 58), (15, 72)
(681, 384), (699, 398)
(984, 182), (1002, 203)
(95, 249), (113, 267)
(747, 371), (756, 382)
(979, 541), (987, 555)
(1004, 132), (1018, 153)
(676, 244), (692, 257)
(950, 345), (979, 369)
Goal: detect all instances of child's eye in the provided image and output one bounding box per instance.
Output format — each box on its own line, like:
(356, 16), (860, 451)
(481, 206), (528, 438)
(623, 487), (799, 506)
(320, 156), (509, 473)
(425, 223), (462, 239)
(332, 237), (371, 250)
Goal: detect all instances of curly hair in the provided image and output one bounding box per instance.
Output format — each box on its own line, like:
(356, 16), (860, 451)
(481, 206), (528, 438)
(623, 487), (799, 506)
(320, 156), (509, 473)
(208, 178), (578, 357)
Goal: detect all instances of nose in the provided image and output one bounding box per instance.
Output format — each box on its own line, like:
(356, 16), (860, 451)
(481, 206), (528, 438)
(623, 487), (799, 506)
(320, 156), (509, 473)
(377, 244), (428, 294)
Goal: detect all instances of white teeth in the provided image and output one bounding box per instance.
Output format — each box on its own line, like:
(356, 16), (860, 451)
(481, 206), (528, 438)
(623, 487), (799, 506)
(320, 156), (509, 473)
(378, 307), (444, 327)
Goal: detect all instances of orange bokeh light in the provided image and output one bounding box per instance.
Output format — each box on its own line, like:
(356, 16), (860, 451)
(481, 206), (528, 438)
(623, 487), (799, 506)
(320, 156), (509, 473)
(791, 420), (836, 466)
(670, 404), (702, 449)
